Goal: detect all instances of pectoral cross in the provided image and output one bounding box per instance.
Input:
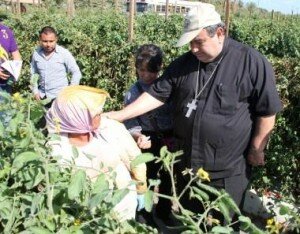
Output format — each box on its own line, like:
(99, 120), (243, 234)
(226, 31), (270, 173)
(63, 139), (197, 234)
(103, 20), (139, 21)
(185, 99), (198, 118)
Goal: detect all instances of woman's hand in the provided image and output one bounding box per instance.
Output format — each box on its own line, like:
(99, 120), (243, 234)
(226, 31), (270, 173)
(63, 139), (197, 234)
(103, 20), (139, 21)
(136, 134), (151, 149)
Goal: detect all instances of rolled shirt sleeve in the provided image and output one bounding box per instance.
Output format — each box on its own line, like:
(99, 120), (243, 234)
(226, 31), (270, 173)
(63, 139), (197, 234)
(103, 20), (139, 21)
(64, 49), (82, 85)
(248, 50), (282, 116)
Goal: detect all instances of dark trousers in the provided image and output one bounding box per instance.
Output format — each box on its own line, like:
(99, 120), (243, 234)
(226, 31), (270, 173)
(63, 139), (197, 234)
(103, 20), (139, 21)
(136, 131), (173, 225)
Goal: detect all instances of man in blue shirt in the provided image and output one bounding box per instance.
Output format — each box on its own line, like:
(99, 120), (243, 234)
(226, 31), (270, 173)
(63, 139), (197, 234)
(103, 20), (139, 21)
(30, 26), (81, 105)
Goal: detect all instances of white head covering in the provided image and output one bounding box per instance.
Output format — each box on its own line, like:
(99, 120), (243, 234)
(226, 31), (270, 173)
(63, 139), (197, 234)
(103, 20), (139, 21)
(176, 3), (221, 47)
(46, 85), (109, 134)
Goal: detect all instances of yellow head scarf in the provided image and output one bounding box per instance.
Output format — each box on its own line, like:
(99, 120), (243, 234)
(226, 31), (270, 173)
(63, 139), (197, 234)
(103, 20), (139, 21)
(46, 85), (110, 134)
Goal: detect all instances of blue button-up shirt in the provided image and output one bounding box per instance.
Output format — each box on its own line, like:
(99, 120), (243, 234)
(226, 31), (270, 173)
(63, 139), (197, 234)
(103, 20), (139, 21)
(30, 45), (82, 99)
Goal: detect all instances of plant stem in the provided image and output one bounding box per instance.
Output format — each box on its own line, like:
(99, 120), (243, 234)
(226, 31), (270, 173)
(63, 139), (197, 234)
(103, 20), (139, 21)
(28, 100), (54, 215)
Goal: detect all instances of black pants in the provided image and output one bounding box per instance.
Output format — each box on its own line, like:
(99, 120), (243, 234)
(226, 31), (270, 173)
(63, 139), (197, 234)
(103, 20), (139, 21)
(139, 131), (173, 222)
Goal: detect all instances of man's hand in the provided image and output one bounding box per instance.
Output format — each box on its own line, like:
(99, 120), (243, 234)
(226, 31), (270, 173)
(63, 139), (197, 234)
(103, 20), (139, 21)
(0, 68), (10, 80)
(136, 135), (151, 149)
(247, 146), (265, 166)
(131, 131), (151, 149)
(34, 93), (41, 101)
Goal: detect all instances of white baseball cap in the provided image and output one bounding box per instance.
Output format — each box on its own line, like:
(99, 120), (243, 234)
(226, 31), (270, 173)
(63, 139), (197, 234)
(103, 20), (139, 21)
(176, 3), (221, 47)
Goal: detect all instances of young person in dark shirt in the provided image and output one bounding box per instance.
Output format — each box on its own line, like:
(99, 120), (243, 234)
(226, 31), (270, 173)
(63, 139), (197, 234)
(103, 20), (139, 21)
(105, 2), (282, 229)
(124, 44), (174, 227)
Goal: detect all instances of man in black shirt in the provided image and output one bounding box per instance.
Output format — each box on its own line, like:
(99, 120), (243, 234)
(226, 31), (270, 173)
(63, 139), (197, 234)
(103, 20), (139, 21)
(105, 2), (282, 227)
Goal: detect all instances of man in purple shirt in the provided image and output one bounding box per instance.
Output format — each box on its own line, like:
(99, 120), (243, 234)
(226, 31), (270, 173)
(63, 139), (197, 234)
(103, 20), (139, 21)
(0, 19), (21, 94)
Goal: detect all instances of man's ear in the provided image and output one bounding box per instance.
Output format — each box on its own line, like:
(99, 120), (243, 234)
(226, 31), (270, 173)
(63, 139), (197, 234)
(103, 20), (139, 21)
(216, 27), (226, 37)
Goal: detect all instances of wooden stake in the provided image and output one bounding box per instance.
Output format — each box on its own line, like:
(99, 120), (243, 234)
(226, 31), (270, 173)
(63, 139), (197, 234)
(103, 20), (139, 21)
(165, 0), (169, 21)
(16, 0), (21, 16)
(225, 0), (230, 37)
(128, 0), (135, 42)
(67, 0), (75, 18)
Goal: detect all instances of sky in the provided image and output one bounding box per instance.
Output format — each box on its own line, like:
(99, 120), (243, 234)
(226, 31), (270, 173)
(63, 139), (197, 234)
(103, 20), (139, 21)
(242, 0), (300, 15)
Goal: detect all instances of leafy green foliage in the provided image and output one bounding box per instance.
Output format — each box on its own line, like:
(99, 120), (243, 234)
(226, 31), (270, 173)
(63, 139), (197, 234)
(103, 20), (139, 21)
(0, 93), (155, 233)
(230, 18), (299, 202)
(0, 5), (299, 232)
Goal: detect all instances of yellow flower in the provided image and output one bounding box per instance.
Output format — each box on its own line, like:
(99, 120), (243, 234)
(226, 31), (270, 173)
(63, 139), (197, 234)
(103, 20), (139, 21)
(267, 218), (274, 226)
(74, 218), (81, 226)
(197, 168), (210, 182)
(266, 218), (283, 234)
(12, 92), (24, 104)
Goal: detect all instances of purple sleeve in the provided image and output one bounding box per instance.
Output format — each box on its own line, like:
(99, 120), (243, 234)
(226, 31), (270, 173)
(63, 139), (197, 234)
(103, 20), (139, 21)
(8, 30), (18, 52)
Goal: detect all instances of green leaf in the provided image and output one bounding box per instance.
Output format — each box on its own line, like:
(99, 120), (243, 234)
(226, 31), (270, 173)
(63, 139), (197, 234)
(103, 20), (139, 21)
(42, 219), (55, 232)
(19, 136), (31, 148)
(0, 199), (13, 218)
(83, 152), (96, 161)
(8, 112), (24, 134)
(191, 193), (204, 202)
(0, 121), (4, 137)
(89, 193), (107, 210)
(30, 106), (45, 123)
(192, 186), (210, 201)
(211, 226), (234, 233)
(112, 188), (129, 206)
(92, 173), (109, 194)
(144, 190), (154, 212)
(217, 201), (231, 223)
(30, 193), (44, 216)
(196, 182), (221, 197)
(72, 146), (79, 159)
(11, 151), (40, 173)
(68, 170), (86, 200)
(159, 146), (169, 158)
(239, 215), (264, 233)
(148, 178), (161, 187)
(238, 215), (252, 230)
(221, 192), (241, 215)
(130, 153), (155, 168)
(279, 205), (291, 215)
(25, 167), (45, 189)
(262, 176), (270, 184)
(27, 227), (52, 234)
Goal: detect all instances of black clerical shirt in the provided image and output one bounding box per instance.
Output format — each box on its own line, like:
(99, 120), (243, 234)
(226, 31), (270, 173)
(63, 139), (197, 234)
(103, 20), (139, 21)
(148, 38), (282, 179)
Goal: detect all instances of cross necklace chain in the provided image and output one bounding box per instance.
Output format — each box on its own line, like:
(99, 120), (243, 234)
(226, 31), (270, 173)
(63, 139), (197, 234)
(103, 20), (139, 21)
(185, 56), (224, 118)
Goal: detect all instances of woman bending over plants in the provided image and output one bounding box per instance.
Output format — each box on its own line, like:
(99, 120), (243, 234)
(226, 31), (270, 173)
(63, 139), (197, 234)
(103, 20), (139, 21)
(46, 85), (147, 221)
